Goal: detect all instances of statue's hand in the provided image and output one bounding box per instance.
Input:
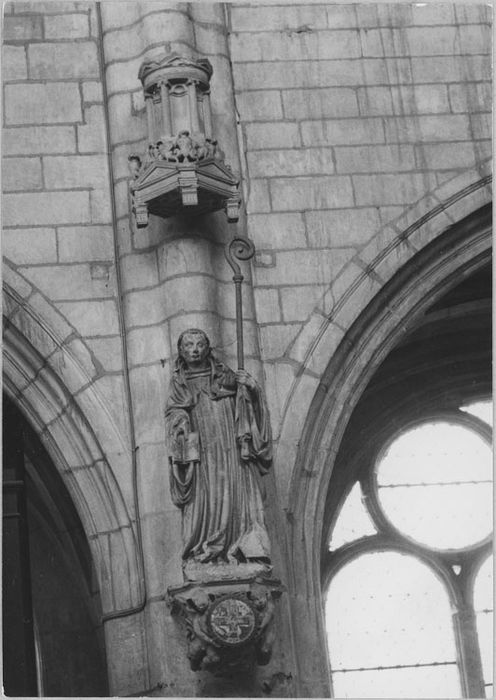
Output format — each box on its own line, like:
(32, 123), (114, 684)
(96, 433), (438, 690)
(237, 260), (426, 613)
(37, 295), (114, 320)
(176, 419), (190, 439)
(235, 370), (257, 391)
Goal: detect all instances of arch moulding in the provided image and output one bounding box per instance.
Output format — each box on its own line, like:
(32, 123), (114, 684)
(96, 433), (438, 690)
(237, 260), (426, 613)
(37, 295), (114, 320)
(2, 271), (145, 617)
(277, 173), (491, 697)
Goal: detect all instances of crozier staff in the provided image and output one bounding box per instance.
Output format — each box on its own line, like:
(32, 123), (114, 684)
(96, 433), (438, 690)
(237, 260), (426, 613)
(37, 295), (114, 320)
(165, 329), (272, 565)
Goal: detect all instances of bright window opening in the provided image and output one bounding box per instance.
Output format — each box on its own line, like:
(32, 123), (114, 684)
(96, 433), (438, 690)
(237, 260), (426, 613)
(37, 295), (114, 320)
(329, 483), (376, 551)
(326, 400), (493, 698)
(326, 552), (460, 698)
(376, 422), (492, 550)
(474, 555), (494, 696)
(460, 399), (493, 426)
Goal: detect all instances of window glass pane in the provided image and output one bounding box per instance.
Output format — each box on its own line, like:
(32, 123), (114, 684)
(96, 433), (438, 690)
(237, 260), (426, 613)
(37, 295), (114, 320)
(329, 483), (376, 550)
(326, 551), (461, 698)
(332, 665), (461, 699)
(474, 556), (493, 691)
(460, 400), (493, 426)
(376, 422), (492, 549)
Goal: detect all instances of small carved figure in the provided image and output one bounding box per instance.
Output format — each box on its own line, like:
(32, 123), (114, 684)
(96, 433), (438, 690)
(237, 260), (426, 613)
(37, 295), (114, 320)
(158, 136), (178, 162)
(165, 329), (272, 566)
(176, 130), (195, 162)
(128, 154), (142, 178)
(142, 143), (158, 167)
(211, 139), (225, 162)
(205, 138), (216, 159)
(192, 132), (209, 160)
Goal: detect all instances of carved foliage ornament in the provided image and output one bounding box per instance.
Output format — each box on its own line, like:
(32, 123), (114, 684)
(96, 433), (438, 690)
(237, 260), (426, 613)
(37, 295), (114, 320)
(167, 579), (282, 673)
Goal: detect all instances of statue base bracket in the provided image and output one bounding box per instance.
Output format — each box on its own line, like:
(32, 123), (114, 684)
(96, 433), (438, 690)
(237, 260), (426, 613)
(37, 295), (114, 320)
(167, 573), (283, 674)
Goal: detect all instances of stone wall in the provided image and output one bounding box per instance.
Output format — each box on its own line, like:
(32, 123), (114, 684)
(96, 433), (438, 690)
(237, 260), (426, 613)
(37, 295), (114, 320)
(2, 2), (492, 697)
(3, 0), (129, 415)
(228, 1), (491, 448)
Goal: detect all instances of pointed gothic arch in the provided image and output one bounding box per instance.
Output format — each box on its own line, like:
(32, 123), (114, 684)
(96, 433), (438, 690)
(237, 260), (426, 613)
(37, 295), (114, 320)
(281, 193), (492, 696)
(2, 276), (145, 616)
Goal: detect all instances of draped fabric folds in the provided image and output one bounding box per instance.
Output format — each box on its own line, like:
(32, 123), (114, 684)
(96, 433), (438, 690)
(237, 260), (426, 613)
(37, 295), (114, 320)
(165, 357), (272, 563)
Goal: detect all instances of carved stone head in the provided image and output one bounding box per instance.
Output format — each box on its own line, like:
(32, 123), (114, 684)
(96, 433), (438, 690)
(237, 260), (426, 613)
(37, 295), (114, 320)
(178, 329), (211, 369)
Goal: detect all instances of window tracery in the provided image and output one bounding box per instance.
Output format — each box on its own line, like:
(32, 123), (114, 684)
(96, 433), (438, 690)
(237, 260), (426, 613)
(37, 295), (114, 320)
(324, 400), (493, 698)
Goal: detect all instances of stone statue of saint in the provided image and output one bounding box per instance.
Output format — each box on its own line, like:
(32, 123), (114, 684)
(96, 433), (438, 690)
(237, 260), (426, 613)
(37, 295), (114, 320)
(165, 329), (272, 568)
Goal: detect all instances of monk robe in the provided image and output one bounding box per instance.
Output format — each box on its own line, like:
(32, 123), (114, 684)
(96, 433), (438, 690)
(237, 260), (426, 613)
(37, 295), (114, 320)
(165, 356), (272, 563)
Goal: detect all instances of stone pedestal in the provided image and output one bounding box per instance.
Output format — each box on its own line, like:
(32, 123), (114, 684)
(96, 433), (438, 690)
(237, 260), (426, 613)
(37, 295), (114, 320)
(167, 570), (283, 674)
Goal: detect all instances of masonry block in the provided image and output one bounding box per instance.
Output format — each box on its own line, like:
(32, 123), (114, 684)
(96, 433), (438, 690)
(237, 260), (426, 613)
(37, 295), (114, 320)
(103, 10), (193, 63)
(305, 208), (381, 248)
(411, 55), (490, 83)
(270, 176), (354, 212)
(108, 93), (147, 144)
(457, 23), (492, 54)
(355, 3), (411, 28)
(2, 157), (42, 192)
(301, 118), (385, 147)
(449, 83), (491, 113)
(58, 226), (114, 262)
(86, 336), (123, 373)
(3, 191), (90, 227)
(126, 287), (166, 327)
(120, 252), (159, 292)
(24, 264), (115, 301)
(415, 142), (479, 170)
(404, 84), (450, 115)
(4, 14), (43, 40)
(99, 1), (141, 29)
(56, 299), (119, 337)
(325, 5), (359, 28)
(454, 4), (492, 24)
(410, 3), (455, 25)
(246, 179), (271, 214)
(280, 285), (327, 323)
(127, 325), (169, 367)
(17, 2), (92, 13)
(43, 154), (107, 189)
(231, 29), (361, 62)
(357, 86), (394, 116)
(232, 59), (364, 91)
(468, 114), (491, 142)
(248, 212), (307, 250)
(253, 288), (281, 324)
(5, 83), (82, 125)
(282, 88), (358, 120)
(236, 90), (283, 121)
(3, 45), (27, 80)
(363, 57), (413, 85)
(3, 126), (76, 156)
(248, 148), (335, 179)
(28, 42), (99, 79)
(352, 173), (438, 207)
(404, 26), (459, 56)
(335, 144), (415, 174)
(2, 228), (57, 265)
(44, 13), (89, 39)
(76, 105), (109, 153)
(90, 187), (113, 226)
(105, 57), (142, 96)
(157, 238), (216, 281)
(82, 81), (104, 104)
(258, 323), (301, 360)
(230, 5), (327, 32)
(244, 122), (301, 150)
(255, 249), (352, 286)
(383, 115), (471, 143)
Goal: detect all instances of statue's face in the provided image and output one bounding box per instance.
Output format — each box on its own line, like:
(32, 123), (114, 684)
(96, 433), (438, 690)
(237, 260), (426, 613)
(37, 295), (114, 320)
(180, 333), (209, 367)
